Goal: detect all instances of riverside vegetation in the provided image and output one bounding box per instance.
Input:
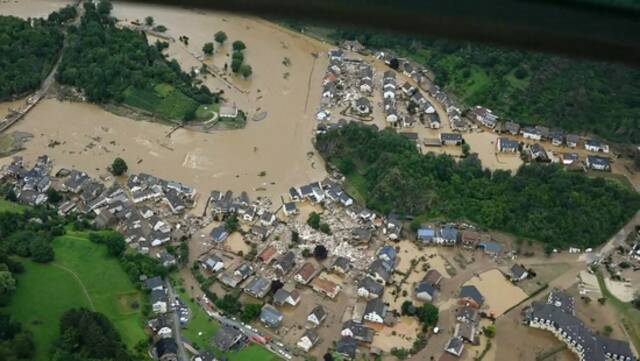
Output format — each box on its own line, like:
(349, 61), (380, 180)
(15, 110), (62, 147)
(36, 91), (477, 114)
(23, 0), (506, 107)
(316, 123), (640, 249)
(56, 0), (218, 122)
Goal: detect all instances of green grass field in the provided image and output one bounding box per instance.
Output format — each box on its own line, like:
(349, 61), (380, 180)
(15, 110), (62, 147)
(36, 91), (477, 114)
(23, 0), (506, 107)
(123, 83), (199, 122)
(0, 198), (27, 212)
(4, 232), (146, 360)
(196, 103), (219, 121)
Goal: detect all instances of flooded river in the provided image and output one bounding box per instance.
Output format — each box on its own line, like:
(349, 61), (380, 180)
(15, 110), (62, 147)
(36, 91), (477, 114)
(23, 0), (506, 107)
(0, 1), (331, 212)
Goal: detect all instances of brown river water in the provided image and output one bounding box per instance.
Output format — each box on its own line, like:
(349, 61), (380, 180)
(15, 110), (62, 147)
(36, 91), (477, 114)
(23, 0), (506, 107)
(0, 1), (330, 212)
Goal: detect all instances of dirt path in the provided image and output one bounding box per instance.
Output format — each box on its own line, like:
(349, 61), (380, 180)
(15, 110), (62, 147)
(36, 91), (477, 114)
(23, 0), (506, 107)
(51, 262), (96, 311)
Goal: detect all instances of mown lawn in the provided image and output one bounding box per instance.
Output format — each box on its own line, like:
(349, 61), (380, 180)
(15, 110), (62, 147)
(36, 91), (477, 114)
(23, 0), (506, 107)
(6, 259), (91, 360)
(4, 232), (146, 360)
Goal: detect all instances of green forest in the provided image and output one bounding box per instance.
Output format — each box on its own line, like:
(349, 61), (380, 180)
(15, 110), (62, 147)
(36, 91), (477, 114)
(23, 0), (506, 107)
(57, 1), (217, 121)
(325, 28), (640, 144)
(316, 123), (640, 248)
(0, 16), (63, 101)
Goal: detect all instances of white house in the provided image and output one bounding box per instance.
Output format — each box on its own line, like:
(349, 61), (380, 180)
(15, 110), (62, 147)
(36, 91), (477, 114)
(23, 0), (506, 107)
(297, 330), (319, 352)
(307, 305), (328, 327)
(363, 298), (386, 324)
(584, 139), (610, 153)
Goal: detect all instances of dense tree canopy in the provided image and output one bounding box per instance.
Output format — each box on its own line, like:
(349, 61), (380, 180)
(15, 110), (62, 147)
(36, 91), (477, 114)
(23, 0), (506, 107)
(50, 308), (133, 361)
(326, 28), (640, 143)
(57, 1), (217, 120)
(0, 314), (35, 361)
(0, 16), (64, 100)
(316, 123), (640, 248)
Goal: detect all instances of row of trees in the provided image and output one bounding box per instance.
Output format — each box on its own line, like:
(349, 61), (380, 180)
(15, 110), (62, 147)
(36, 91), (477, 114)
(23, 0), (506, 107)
(0, 15), (64, 100)
(316, 123), (640, 248)
(326, 28), (640, 144)
(56, 1), (217, 112)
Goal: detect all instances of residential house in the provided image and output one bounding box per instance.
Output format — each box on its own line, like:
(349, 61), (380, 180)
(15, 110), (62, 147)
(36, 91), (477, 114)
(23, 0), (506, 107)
(332, 256), (351, 275)
(219, 262), (253, 288)
(424, 269), (443, 288)
(415, 281), (437, 302)
(440, 133), (464, 146)
(151, 289), (169, 314)
(550, 129), (565, 146)
(220, 106), (238, 119)
(307, 305), (328, 327)
(144, 276), (165, 291)
(244, 276), (271, 299)
(585, 139), (609, 153)
(294, 262), (318, 285)
(273, 288), (301, 307)
(459, 285), (485, 309)
(505, 121), (520, 136)
(213, 326), (244, 351)
(562, 153), (580, 165)
(426, 112), (441, 129)
(357, 276), (384, 299)
(461, 230), (482, 248)
(456, 306), (479, 324)
(260, 304), (284, 328)
(586, 155), (610, 171)
(436, 226), (459, 246)
(566, 134), (579, 148)
(529, 143), (549, 162)
(62, 170), (89, 193)
(328, 49), (344, 61)
(260, 211), (276, 227)
(283, 202), (298, 216)
(445, 336), (464, 357)
(363, 298), (387, 324)
(210, 225), (229, 243)
(471, 106), (498, 129)
(257, 246), (278, 264)
(521, 127), (542, 141)
(510, 264), (529, 282)
(354, 97), (371, 115)
(368, 259), (392, 285)
(336, 337), (358, 360)
(417, 226), (436, 243)
(288, 187), (301, 202)
(401, 81), (416, 96)
(274, 251), (296, 275)
(155, 338), (178, 361)
(341, 320), (375, 344)
(201, 255), (225, 273)
(497, 137), (520, 153)
(455, 322), (478, 344)
(297, 329), (319, 352)
(311, 277), (341, 299)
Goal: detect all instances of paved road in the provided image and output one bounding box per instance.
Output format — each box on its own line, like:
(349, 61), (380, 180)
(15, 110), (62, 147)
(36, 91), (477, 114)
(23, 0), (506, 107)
(166, 282), (190, 361)
(582, 210), (640, 264)
(196, 295), (293, 359)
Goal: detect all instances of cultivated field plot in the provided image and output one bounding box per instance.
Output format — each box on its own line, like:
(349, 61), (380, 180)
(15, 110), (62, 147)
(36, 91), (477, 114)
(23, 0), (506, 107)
(5, 232), (146, 359)
(464, 269), (528, 316)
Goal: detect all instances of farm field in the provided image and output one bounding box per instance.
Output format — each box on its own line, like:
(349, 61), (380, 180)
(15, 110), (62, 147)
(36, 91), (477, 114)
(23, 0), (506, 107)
(123, 83), (200, 122)
(4, 231), (147, 360)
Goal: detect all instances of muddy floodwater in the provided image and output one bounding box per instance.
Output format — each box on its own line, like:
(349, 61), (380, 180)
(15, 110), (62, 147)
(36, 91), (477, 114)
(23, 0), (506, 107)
(0, 1), (331, 212)
(0, 0), (71, 18)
